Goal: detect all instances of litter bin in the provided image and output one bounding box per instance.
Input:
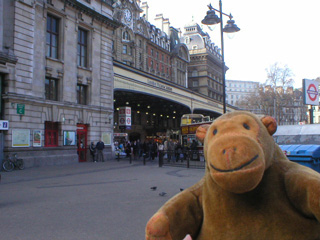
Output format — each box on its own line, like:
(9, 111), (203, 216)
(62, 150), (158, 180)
(279, 145), (320, 172)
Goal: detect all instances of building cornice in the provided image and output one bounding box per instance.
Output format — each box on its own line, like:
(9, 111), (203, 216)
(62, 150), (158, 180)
(64, 0), (122, 29)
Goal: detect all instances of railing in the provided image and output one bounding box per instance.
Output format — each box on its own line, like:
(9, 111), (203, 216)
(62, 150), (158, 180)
(115, 149), (206, 169)
(160, 150), (206, 169)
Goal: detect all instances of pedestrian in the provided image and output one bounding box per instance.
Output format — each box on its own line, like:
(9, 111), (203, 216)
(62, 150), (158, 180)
(191, 139), (199, 161)
(148, 141), (153, 161)
(89, 142), (96, 162)
(133, 140), (138, 160)
(96, 139), (105, 162)
(125, 141), (132, 158)
(137, 139), (142, 158)
(175, 142), (182, 162)
(158, 141), (164, 167)
(167, 139), (174, 162)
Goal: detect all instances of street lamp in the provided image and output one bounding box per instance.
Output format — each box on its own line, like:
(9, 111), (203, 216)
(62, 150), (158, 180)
(202, 2), (240, 114)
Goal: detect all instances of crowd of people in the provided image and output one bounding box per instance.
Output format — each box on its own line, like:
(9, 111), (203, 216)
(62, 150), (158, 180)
(114, 138), (200, 164)
(86, 137), (200, 165)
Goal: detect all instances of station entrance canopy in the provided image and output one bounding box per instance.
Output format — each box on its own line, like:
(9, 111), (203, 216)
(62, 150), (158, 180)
(113, 64), (234, 119)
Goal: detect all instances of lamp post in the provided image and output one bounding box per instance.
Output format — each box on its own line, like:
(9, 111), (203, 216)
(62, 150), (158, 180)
(202, 1), (240, 114)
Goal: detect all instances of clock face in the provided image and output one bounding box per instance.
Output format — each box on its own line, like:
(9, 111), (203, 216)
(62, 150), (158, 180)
(124, 9), (132, 23)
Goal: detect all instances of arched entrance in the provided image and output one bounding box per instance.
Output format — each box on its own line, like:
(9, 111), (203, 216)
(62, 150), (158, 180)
(114, 90), (191, 141)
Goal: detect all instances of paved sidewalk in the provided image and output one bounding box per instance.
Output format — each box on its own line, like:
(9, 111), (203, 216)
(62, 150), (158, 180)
(0, 159), (205, 240)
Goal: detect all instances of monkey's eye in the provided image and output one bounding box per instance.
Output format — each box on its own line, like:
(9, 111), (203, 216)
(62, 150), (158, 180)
(213, 129), (218, 135)
(243, 123), (250, 130)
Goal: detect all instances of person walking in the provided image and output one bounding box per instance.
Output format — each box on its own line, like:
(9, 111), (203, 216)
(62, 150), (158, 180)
(158, 141), (164, 167)
(89, 142), (96, 162)
(96, 139), (105, 162)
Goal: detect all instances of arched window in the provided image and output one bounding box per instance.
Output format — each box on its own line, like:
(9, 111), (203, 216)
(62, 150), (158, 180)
(185, 37), (190, 44)
(122, 31), (130, 41)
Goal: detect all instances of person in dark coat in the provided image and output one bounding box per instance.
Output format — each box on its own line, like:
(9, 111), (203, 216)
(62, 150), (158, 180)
(96, 139), (105, 162)
(89, 142), (96, 162)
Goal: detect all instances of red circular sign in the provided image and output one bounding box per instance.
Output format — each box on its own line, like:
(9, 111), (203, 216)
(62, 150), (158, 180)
(119, 118), (125, 124)
(307, 84), (318, 101)
(126, 118), (131, 124)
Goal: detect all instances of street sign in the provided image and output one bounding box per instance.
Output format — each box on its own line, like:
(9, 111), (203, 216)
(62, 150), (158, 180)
(17, 103), (25, 115)
(119, 107), (131, 116)
(303, 79), (319, 106)
(118, 106), (131, 127)
(0, 120), (9, 130)
(119, 116), (131, 126)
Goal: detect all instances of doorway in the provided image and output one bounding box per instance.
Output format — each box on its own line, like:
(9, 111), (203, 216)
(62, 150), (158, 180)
(77, 124), (87, 162)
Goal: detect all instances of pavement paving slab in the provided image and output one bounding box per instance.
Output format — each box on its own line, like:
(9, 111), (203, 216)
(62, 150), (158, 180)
(0, 159), (205, 240)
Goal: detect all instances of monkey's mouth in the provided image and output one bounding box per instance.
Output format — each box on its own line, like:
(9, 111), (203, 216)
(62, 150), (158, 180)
(210, 154), (259, 173)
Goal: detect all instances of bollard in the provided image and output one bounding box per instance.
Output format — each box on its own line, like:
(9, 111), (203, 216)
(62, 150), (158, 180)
(117, 152), (120, 161)
(187, 151), (190, 168)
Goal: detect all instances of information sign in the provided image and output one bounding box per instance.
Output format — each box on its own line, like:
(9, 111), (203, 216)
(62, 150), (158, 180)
(303, 79), (319, 105)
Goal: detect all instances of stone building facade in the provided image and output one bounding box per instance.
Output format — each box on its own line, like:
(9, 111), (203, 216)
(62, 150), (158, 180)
(112, 1), (191, 141)
(226, 79), (260, 106)
(112, 1), (189, 87)
(0, 0), (119, 167)
(180, 20), (225, 103)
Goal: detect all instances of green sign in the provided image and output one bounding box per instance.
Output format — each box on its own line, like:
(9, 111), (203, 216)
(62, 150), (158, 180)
(17, 104), (25, 115)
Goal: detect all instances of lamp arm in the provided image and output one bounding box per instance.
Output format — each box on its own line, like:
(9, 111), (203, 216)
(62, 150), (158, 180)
(207, 4), (232, 19)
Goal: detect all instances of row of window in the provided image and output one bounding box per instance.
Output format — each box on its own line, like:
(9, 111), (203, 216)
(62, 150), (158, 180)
(228, 83), (258, 88)
(148, 47), (170, 64)
(45, 77), (87, 104)
(46, 14), (88, 68)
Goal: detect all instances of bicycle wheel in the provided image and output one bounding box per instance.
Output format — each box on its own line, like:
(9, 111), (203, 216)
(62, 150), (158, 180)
(2, 160), (14, 172)
(16, 159), (25, 170)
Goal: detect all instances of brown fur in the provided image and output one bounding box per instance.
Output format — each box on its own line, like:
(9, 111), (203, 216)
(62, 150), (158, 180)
(146, 111), (320, 240)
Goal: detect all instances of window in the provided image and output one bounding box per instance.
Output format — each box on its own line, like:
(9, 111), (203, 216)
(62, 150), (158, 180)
(122, 31), (130, 41)
(193, 80), (199, 87)
(46, 15), (59, 59)
(77, 28), (88, 67)
(122, 45), (127, 54)
(77, 84), (87, 105)
(151, 49), (154, 57)
(45, 121), (59, 147)
(192, 70), (198, 77)
(45, 77), (58, 100)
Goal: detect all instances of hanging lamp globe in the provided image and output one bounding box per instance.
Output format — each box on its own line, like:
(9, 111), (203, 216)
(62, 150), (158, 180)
(201, 9), (221, 25)
(223, 18), (240, 33)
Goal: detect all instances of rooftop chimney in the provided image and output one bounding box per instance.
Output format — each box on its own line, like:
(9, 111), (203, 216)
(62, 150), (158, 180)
(141, 2), (149, 21)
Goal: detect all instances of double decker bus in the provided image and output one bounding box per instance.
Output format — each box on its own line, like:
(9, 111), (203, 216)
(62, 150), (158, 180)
(180, 114), (212, 150)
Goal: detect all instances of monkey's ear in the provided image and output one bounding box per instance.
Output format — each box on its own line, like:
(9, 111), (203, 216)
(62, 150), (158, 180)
(196, 124), (211, 143)
(261, 116), (277, 136)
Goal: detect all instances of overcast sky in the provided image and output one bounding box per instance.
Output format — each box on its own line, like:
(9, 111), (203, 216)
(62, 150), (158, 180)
(144, 0), (320, 88)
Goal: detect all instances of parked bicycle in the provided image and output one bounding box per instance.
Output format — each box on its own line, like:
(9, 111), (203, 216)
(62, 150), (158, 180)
(2, 153), (24, 172)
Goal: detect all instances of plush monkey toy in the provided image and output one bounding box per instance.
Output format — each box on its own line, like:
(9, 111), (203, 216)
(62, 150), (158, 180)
(146, 111), (320, 240)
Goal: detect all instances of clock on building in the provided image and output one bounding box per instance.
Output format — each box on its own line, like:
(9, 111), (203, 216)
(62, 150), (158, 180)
(123, 9), (132, 24)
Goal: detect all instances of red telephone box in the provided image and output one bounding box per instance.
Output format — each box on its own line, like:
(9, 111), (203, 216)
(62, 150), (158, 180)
(77, 124), (87, 162)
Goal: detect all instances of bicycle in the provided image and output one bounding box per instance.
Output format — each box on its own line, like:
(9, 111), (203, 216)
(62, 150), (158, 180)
(2, 153), (25, 172)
